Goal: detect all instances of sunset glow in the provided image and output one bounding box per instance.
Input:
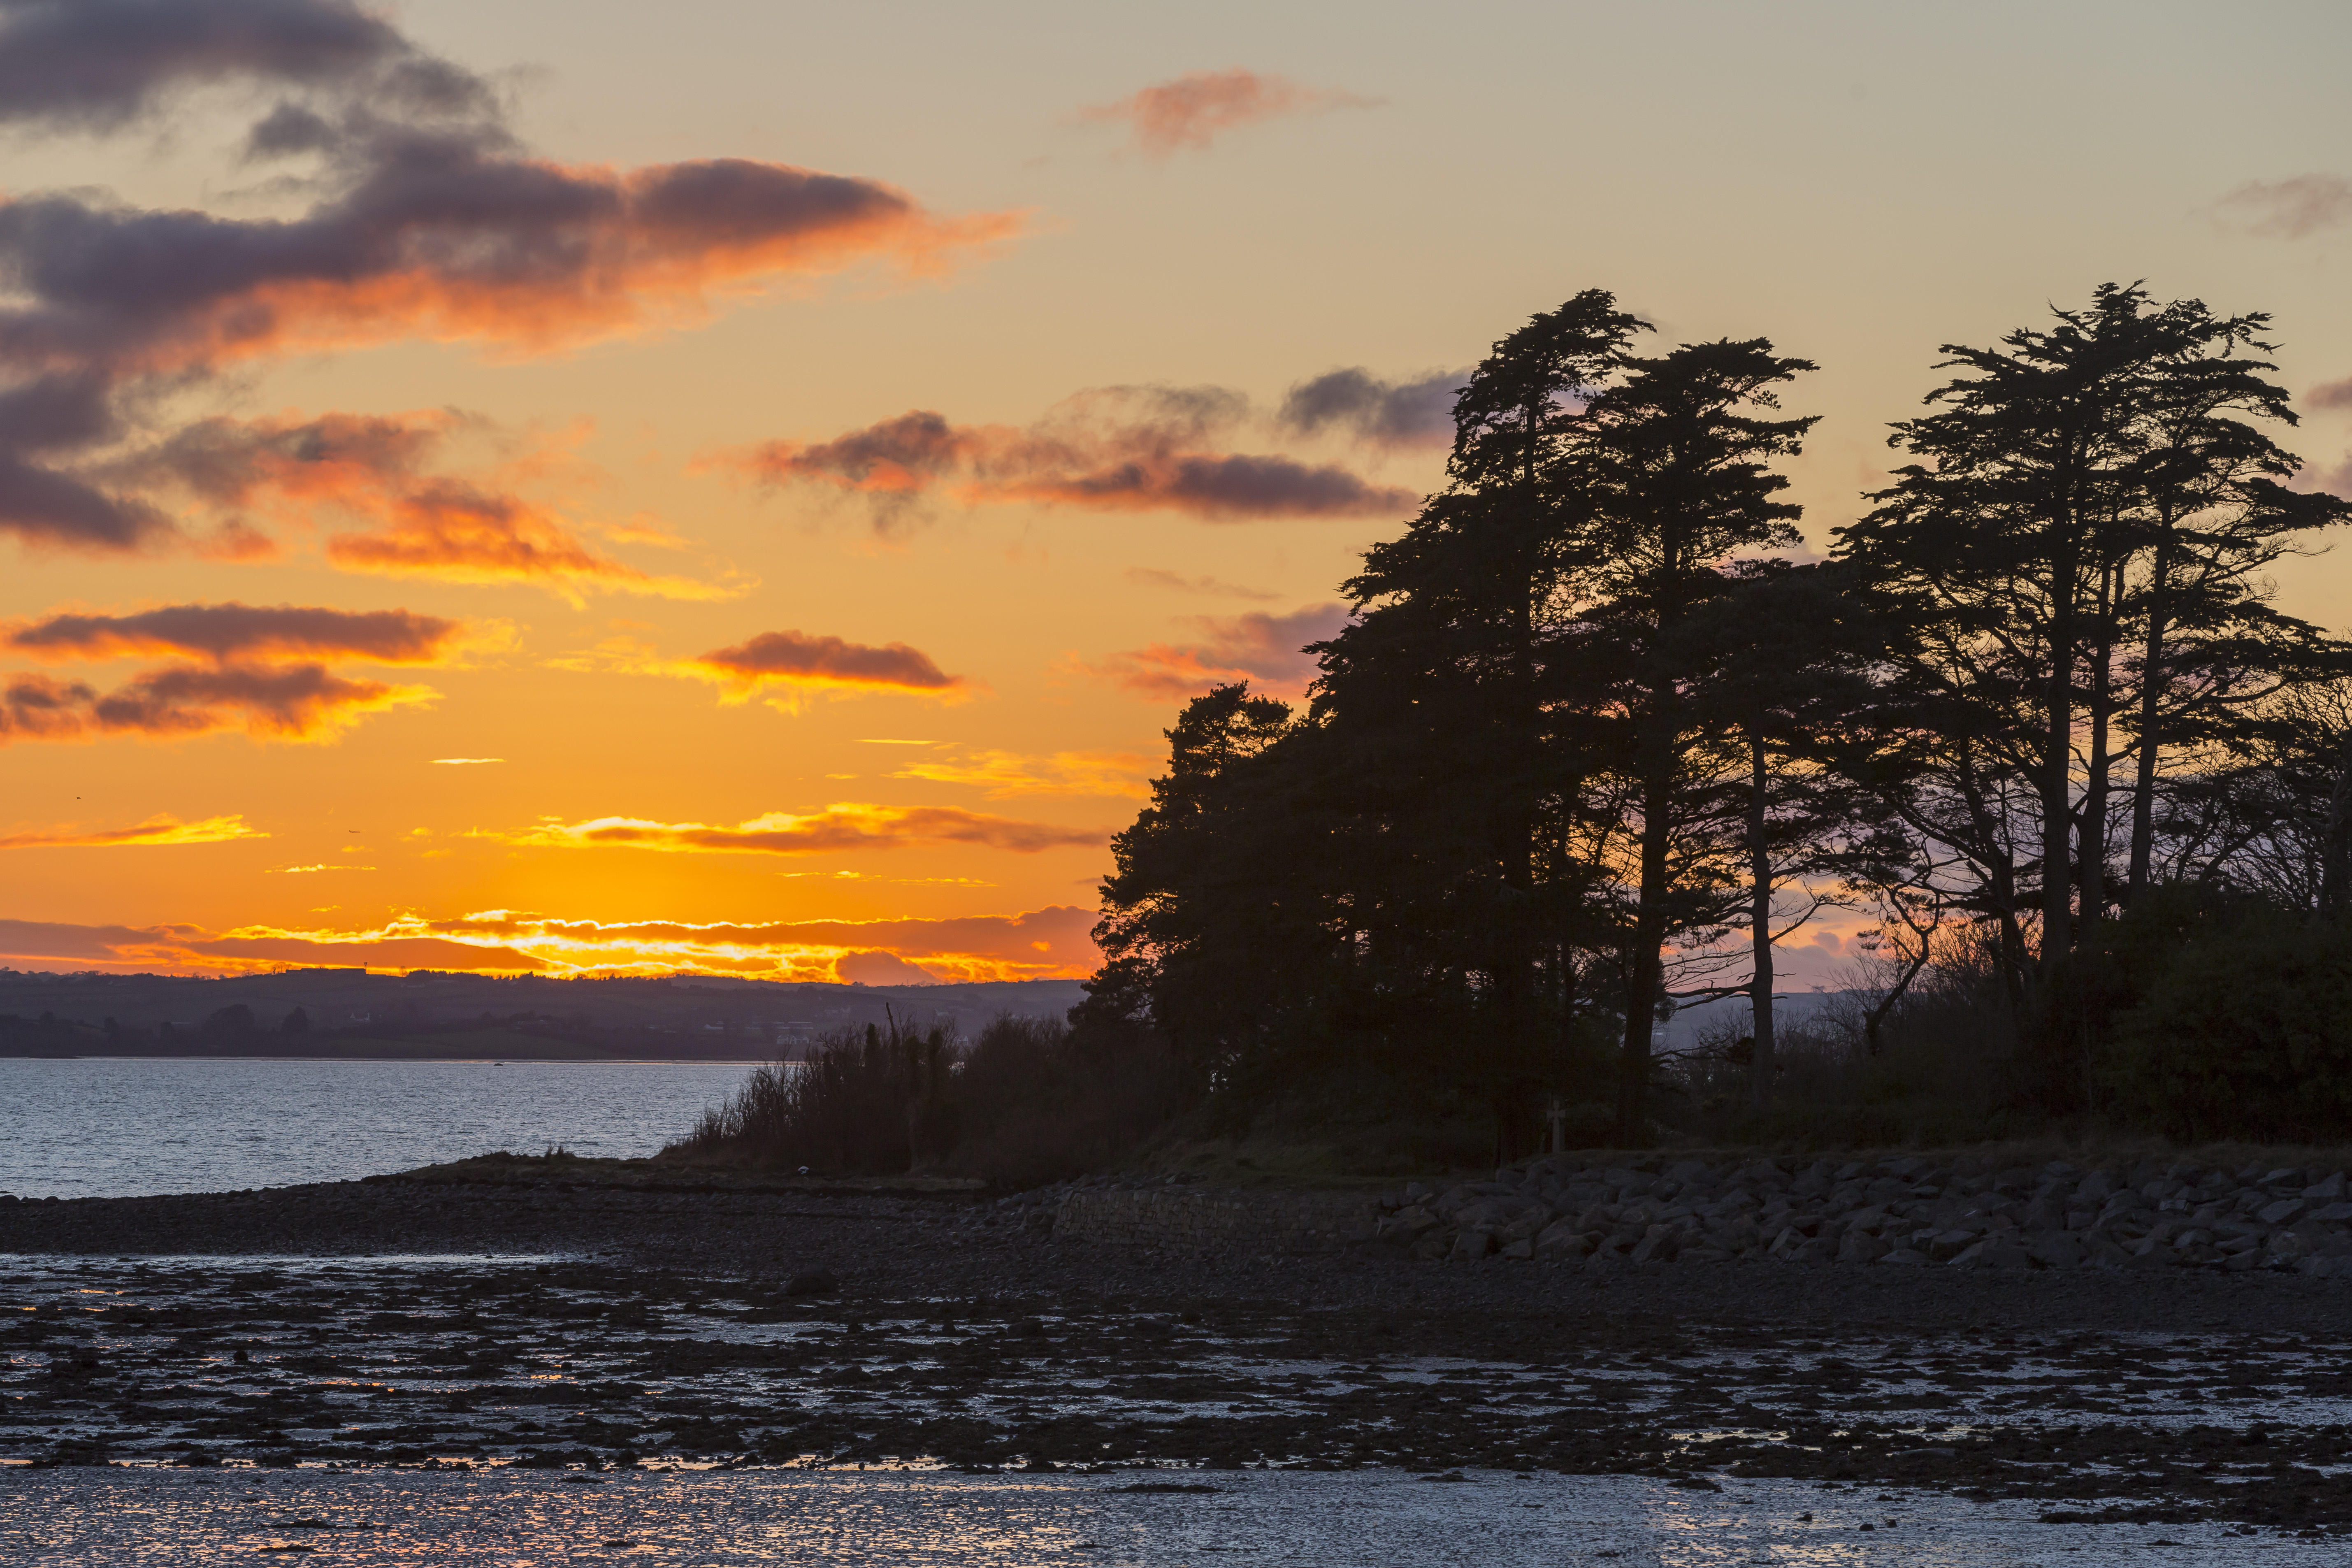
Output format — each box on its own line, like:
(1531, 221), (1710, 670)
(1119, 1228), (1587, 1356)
(4, 0), (2349, 990)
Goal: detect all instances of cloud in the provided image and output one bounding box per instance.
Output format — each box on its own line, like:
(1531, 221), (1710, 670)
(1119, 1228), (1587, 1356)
(1077, 67), (1379, 157)
(0, 2), (1021, 554)
(3, 601), (468, 664)
(499, 803), (1106, 857)
(0, 661), (433, 743)
(889, 748), (1150, 798)
(0, 0), (441, 135)
(1279, 367), (1463, 448)
(432, 756), (502, 764)
(322, 478), (731, 599)
(1124, 567), (1280, 601)
(116, 411), (740, 597)
(690, 629), (968, 701)
(2217, 174), (2352, 239)
(0, 812), (263, 849)
(2308, 378), (2352, 412)
(0, 904), (1105, 981)
(730, 385), (1415, 530)
(1087, 602), (1347, 700)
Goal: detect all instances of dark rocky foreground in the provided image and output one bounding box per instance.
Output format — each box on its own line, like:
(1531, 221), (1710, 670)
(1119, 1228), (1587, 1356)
(6, 1175), (2352, 1540)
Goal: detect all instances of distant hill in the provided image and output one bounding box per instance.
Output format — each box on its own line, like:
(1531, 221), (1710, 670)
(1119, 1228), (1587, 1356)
(0, 969), (1089, 1060)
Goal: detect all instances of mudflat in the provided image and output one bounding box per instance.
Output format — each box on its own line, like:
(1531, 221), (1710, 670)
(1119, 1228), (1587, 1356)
(4, 1178), (2350, 1540)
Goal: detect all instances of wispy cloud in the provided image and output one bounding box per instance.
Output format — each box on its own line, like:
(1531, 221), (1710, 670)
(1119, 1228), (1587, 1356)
(2216, 174), (2352, 239)
(727, 385), (1414, 533)
(494, 803), (1107, 856)
(0, 904), (1104, 983)
(690, 630), (971, 704)
(1278, 368), (1463, 449)
(431, 757), (504, 765)
(4, 602), (474, 665)
(0, 664), (434, 745)
(0, 813), (264, 850)
(2308, 378), (2352, 412)
(1085, 602), (1347, 700)
(1125, 567), (1281, 601)
(1077, 67), (1379, 158)
(890, 748), (1150, 798)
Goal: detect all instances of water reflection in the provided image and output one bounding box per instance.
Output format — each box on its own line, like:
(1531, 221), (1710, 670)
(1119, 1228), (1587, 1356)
(0, 1466), (2325, 1566)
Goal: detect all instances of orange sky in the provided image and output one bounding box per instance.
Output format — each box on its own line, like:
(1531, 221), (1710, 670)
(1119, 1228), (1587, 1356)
(3, 1), (2350, 985)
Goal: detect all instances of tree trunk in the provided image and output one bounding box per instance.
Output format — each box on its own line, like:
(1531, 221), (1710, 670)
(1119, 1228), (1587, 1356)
(2041, 513), (2080, 976)
(2125, 527), (2173, 901)
(2078, 560), (2116, 926)
(1616, 736), (1674, 1145)
(1747, 724), (1775, 1113)
(2321, 729), (2352, 916)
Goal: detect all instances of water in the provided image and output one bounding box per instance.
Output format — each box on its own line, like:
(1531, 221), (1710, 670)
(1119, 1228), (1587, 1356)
(0, 1467), (2324, 1566)
(0, 1058), (757, 1199)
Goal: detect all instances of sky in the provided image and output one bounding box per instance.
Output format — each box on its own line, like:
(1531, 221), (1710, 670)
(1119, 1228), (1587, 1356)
(2, 0), (2350, 987)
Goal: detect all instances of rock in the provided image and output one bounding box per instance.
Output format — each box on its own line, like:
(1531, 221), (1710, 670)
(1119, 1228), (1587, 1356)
(1498, 1237), (1534, 1261)
(2305, 1172), (2348, 1201)
(1838, 1231), (1890, 1266)
(2074, 1171), (2114, 1205)
(1451, 1229), (1495, 1262)
(1978, 1240), (2034, 1270)
(1532, 1220), (1588, 1260)
(1630, 1227), (1680, 1265)
(1925, 1229), (1980, 1261)
(2259, 1198), (2308, 1227)
(2311, 1202), (2352, 1224)
(783, 1270), (838, 1297)
(1878, 1247), (1928, 1265)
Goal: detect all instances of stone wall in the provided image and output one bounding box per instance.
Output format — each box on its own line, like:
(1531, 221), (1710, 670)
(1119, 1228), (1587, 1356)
(1052, 1186), (1380, 1254)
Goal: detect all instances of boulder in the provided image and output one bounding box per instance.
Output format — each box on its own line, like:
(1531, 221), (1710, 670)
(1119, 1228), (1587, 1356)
(1498, 1237), (1534, 1261)
(2305, 1172), (2348, 1202)
(2259, 1198), (2309, 1227)
(1450, 1229), (1495, 1262)
(1878, 1247), (1928, 1265)
(1630, 1227), (1680, 1265)
(1838, 1231), (1890, 1266)
(1532, 1220), (1589, 1261)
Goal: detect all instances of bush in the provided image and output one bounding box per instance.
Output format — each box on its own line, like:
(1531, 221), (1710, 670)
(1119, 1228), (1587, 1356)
(2100, 911), (2352, 1142)
(674, 1014), (953, 1175)
(668, 1010), (1185, 1186)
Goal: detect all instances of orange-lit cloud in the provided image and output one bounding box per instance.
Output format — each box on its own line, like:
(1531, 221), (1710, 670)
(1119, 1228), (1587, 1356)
(731, 386), (1415, 530)
(497, 803), (1107, 856)
(2310, 378), (2352, 412)
(890, 748), (1150, 798)
(690, 630), (970, 701)
(1078, 67), (1379, 157)
(321, 479), (732, 600)
(0, 813), (264, 850)
(0, 663), (433, 744)
(0, 904), (1103, 982)
(4, 602), (469, 664)
(2218, 173), (2352, 239)
(1086, 602), (1347, 700)
(116, 411), (738, 598)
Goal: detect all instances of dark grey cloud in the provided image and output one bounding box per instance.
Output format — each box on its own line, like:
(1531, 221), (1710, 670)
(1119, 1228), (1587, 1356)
(0, 0), (409, 132)
(1279, 367), (1463, 448)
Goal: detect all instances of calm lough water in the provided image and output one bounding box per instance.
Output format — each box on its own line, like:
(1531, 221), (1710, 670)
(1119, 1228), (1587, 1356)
(0, 1057), (757, 1199)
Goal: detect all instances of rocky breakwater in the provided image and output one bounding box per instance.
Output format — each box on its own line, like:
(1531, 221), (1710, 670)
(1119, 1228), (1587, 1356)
(1375, 1152), (2352, 1276)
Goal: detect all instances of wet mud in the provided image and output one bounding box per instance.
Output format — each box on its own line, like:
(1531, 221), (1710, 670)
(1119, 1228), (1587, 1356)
(6, 1178), (2352, 1541)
